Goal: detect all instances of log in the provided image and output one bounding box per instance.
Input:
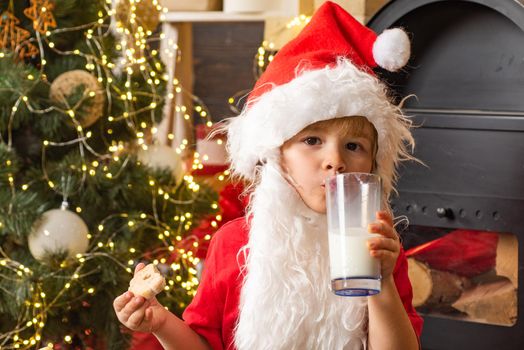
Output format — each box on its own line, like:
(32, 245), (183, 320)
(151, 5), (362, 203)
(452, 279), (517, 326)
(407, 258), (470, 308)
(495, 233), (518, 288)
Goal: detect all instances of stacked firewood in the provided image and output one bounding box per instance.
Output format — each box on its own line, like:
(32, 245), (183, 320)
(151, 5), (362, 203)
(406, 230), (517, 326)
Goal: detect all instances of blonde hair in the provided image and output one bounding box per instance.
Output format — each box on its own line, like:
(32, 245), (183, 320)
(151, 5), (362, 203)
(297, 116), (379, 165)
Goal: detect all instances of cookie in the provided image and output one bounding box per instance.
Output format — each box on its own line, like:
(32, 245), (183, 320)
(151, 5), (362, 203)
(128, 263), (166, 299)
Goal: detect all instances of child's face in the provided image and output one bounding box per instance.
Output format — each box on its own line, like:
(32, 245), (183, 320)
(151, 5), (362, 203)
(280, 117), (376, 214)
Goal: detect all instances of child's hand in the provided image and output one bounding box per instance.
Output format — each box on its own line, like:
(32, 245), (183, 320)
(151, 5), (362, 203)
(113, 263), (167, 333)
(367, 211), (400, 281)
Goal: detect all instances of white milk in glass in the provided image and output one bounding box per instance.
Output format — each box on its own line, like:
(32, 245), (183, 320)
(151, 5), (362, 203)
(328, 228), (380, 280)
(326, 172), (382, 296)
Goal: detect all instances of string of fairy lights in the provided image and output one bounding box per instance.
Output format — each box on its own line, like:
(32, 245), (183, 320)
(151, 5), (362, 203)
(1, 2), (310, 348)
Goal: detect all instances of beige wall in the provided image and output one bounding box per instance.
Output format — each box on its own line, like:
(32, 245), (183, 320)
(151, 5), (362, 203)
(314, 0), (390, 23)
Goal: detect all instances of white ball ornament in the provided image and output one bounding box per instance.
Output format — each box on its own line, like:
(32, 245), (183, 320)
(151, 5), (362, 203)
(137, 144), (185, 183)
(28, 206), (89, 262)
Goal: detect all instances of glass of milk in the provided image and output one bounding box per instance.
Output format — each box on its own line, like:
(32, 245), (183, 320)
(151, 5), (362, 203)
(325, 173), (382, 296)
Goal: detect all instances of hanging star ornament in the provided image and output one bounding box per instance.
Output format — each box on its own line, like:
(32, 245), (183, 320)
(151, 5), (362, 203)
(23, 0), (57, 34)
(0, 10), (39, 58)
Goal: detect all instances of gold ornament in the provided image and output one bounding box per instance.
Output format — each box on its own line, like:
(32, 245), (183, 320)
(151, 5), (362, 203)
(23, 0), (57, 34)
(114, 0), (161, 33)
(0, 10), (39, 58)
(49, 70), (105, 128)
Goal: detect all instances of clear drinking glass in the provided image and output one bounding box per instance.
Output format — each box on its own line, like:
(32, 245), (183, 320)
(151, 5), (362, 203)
(326, 172), (382, 296)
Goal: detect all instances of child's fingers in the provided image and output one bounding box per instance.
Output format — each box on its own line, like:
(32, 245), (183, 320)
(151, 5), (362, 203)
(376, 210), (394, 226)
(145, 307), (152, 323)
(367, 237), (398, 253)
(134, 262), (145, 274)
(144, 307), (155, 331)
(126, 303), (147, 329)
(118, 296), (146, 323)
(368, 221), (398, 241)
(113, 291), (133, 313)
(370, 248), (397, 260)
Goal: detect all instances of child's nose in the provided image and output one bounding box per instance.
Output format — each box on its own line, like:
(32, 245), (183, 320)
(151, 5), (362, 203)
(323, 150), (346, 174)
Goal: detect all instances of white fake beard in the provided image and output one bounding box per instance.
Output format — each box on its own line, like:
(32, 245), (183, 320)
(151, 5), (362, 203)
(234, 164), (368, 350)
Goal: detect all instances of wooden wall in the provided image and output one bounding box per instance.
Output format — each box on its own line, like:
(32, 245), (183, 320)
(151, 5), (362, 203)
(192, 22), (264, 122)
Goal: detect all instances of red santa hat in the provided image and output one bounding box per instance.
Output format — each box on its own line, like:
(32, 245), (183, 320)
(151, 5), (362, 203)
(226, 1), (415, 198)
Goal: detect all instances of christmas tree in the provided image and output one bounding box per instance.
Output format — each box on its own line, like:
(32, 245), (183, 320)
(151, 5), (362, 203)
(0, 0), (219, 348)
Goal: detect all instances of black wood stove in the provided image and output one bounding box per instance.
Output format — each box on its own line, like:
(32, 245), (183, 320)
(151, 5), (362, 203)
(368, 1), (524, 349)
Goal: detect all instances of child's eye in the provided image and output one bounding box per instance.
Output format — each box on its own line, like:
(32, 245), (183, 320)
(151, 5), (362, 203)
(346, 142), (360, 151)
(303, 137), (321, 146)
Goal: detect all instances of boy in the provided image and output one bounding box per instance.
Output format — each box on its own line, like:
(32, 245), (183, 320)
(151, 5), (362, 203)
(114, 2), (422, 349)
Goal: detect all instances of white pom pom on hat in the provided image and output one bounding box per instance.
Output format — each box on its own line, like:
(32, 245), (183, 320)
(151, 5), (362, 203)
(373, 28), (411, 72)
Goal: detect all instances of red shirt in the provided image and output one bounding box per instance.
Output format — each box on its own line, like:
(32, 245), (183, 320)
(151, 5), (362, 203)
(183, 217), (423, 350)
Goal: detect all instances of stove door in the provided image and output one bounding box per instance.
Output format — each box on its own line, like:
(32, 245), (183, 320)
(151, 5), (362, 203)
(369, 1), (524, 349)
